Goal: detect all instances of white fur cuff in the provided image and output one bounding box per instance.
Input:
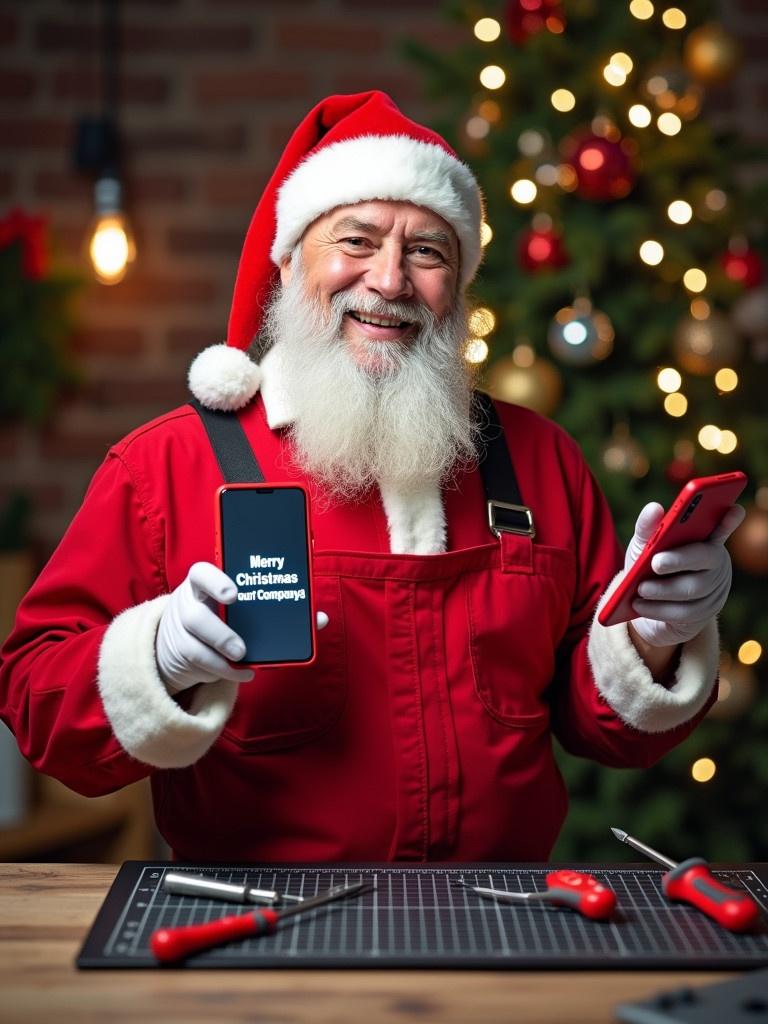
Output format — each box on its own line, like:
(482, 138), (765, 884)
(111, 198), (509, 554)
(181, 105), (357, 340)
(588, 572), (719, 733)
(98, 595), (238, 768)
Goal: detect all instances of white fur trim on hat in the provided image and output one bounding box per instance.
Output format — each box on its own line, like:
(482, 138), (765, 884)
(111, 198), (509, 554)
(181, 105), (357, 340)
(587, 571), (719, 733)
(98, 595), (238, 768)
(188, 343), (262, 411)
(271, 135), (483, 287)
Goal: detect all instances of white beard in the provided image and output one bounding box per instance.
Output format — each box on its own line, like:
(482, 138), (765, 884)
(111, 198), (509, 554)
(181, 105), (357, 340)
(258, 256), (479, 500)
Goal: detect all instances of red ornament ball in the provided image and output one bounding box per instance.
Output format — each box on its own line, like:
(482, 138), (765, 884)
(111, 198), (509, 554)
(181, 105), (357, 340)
(569, 135), (635, 202)
(504, 0), (565, 44)
(519, 226), (569, 272)
(720, 245), (764, 289)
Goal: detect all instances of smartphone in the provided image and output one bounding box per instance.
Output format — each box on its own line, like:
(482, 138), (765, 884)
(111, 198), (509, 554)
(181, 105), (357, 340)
(597, 471), (747, 628)
(214, 483), (316, 666)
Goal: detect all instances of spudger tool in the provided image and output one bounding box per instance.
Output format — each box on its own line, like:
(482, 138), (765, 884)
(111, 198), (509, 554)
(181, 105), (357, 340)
(611, 826), (761, 932)
(454, 869), (617, 920)
(163, 871), (304, 907)
(151, 880), (371, 962)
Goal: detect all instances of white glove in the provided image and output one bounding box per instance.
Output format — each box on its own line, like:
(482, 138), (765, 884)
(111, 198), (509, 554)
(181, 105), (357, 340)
(625, 501), (746, 648)
(156, 561), (329, 693)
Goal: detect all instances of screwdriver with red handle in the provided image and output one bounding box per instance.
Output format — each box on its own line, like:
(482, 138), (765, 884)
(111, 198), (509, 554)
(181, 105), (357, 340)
(455, 869), (617, 920)
(611, 827), (761, 932)
(150, 880), (370, 962)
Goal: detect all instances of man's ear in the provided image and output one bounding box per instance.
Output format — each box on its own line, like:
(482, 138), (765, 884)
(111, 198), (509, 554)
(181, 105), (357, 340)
(279, 255), (293, 287)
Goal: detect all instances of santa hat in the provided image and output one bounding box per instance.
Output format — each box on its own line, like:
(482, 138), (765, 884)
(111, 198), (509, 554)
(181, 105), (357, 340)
(189, 90), (484, 412)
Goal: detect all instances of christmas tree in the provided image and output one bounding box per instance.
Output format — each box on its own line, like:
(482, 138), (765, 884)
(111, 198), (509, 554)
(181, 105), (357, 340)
(407, 0), (768, 861)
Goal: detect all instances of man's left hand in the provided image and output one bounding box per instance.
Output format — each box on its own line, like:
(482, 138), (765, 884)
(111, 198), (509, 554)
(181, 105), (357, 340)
(627, 501), (746, 647)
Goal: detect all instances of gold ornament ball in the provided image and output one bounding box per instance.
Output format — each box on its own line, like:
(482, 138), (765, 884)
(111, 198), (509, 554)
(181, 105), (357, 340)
(673, 312), (741, 375)
(729, 504), (768, 576)
(485, 353), (562, 417)
(684, 23), (741, 84)
(600, 425), (649, 478)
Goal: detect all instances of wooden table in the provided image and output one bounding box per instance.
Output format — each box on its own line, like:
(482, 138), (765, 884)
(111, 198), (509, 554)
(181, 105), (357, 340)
(0, 863), (734, 1024)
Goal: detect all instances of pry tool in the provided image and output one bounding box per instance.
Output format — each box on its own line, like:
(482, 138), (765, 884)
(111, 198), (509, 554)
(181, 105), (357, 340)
(611, 826), (761, 932)
(151, 880), (371, 962)
(454, 869), (617, 920)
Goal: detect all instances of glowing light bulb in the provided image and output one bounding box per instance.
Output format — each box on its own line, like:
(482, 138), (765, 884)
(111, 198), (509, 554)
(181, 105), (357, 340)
(662, 7), (686, 29)
(683, 268), (707, 292)
(715, 368), (738, 392)
(664, 392), (688, 417)
(658, 112), (682, 135)
(611, 52), (634, 74)
(603, 65), (627, 87)
(630, 0), (654, 19)
(551, 89), (576, 112)
(464, 338), (489, 364)
(691, 758), (716, 783)
(468, 307), (496, 337)
(690, 298), (710, 320)
(698, 425), (722, 450)
(738, 640), (762, 665)
(474, 17), (501, 42)
(480, 65), (506, 90)
(628, 104), (652, 127)
(86, 177), (136, 285)
(480, 221), (493, 246)
(466, 116), (490, 140)
(639, 240), (664, 265)
(657, 367), (682, 393)
(510, 179), (537, 204)
(668, 200), (693, 224)
(717, 430), (737, 454)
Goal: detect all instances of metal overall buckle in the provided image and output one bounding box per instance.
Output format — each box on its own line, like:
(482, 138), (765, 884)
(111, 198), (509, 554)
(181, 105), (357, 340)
(487, 500), (536, 539)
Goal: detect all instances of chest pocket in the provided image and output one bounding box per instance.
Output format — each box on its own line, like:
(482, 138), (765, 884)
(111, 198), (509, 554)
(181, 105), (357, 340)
(219, 574), (347, 753)
(464, 541), (576, 727)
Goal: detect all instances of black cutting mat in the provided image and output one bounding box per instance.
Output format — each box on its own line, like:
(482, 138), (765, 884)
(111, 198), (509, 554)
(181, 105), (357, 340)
(76, 862), (768, 970)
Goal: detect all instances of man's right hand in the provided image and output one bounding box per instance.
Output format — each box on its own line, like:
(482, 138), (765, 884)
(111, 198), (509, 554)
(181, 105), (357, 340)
(156, 562), (255, 693)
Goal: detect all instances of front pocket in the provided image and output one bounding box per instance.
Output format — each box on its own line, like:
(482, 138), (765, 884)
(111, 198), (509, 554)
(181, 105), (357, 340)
(464, 545), (576, 727)
(220, 574), (346, 752)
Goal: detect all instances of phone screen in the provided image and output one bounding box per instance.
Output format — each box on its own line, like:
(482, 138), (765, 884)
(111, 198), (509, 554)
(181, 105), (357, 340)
(218, 485), (314, 665)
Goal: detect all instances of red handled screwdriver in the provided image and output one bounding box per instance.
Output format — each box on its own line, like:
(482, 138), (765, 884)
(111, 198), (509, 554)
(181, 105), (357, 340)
(611, 827), (761, 932)
(151, 880), (370, 962)
(455, 869), (617, 920)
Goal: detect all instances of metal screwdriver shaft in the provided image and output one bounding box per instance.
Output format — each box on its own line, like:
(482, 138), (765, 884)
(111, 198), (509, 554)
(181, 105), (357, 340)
(610, 827), (676, 869)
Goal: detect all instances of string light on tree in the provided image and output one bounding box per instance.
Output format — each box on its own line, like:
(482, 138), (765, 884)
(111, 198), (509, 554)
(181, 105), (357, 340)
(657, 367), (681, 393)
(691, 757), (716, 783)
(480, 221), (494, 247)
(628, 104), (652, 128)
(510, 178), (538, 205)
(738, 640), (762, 666)
(464, 337), (489, 365)
(657, 112), (682, 135)
(714, 367), (738, 393)
(629, 0), (654, 20)
(551, 89), (576, 112)
(474, 17), (502, 42)
(668, 200), (693, 224)
(661, 7), (686, 29)
(468, 307), (497, 337)
(683, 268), (707, 293)
(603, 52), (633, 87)
(518, 130), (546, 156)
(480, 65), (506, 90)
(639, 240), (664, 266)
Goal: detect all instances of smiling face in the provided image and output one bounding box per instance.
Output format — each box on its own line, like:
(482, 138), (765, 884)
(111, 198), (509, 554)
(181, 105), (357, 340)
(279, 200), (460, 371)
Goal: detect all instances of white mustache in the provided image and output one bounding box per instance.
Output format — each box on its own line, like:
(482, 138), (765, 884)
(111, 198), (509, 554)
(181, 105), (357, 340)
(328, 290), (434, 330)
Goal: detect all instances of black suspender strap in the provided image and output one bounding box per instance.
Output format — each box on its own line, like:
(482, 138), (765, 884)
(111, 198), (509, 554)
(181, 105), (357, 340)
(189, 398), (265, 483)
(189, 393), (534, 538)
(473, 390), (536, 539)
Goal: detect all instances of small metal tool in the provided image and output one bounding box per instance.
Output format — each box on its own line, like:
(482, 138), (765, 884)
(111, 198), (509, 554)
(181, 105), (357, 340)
(611, 826), (761, 932)
(163, 871), (304, 907)
(454, 869), (617, 921)
(151, 880), (371, 962)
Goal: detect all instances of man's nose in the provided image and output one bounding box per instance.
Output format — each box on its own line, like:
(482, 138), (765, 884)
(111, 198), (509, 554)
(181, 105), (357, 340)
(364, 246), (413, 301)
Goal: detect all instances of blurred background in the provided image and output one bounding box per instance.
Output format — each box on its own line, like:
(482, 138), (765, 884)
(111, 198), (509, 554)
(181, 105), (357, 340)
(0, 0), (766, 864)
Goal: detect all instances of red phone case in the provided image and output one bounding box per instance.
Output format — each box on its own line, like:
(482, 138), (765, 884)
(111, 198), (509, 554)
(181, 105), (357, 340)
(214, 482), (317, 667)
(597, 471), (747, 627)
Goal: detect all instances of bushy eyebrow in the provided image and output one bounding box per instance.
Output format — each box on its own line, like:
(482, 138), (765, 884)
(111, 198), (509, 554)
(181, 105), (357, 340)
(332, 216), (455, 250)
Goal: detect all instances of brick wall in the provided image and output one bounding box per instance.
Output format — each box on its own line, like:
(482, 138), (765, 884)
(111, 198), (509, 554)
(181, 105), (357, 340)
(1, 0), (766, 560)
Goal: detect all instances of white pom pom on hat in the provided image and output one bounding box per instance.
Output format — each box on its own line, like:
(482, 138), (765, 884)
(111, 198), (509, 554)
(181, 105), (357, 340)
(188, 344), (261, 411)
(188, 90), (484, 412)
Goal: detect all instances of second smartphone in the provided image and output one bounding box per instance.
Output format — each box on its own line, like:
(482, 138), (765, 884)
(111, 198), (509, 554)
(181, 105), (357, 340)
(598, 470), (747, 627)
(214, 483), (316, 666)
